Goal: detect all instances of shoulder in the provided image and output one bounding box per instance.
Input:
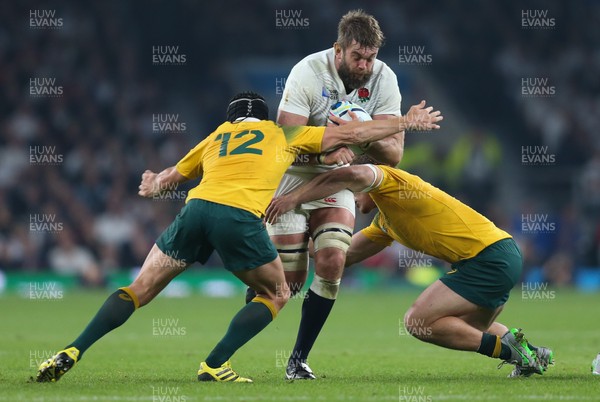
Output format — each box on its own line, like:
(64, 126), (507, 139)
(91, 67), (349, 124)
(209, 121), (233, 136)
(374, 164), (392, 177)
(255, 120), (278, 130)
(374, 58), (397, 77)
(366, 61), (400, 104)
(280, 124), (324, 138)
(371, 60), (399, 92)
(297, 49), (331, 66)
(290, 49), (332, 75)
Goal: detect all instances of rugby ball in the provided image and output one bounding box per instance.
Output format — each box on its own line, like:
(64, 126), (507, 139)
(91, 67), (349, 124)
(329, 100), (372, 123)
(328, 101), (372, 155)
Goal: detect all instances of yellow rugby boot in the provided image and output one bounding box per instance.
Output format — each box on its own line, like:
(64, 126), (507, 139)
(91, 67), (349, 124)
(36, 347), (80, 382)
(197, 361), (253, 383)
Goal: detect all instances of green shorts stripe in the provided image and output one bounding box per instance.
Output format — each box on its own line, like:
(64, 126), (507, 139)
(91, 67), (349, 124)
(156, 199), (278, 272)
(439, 238), (522, 309)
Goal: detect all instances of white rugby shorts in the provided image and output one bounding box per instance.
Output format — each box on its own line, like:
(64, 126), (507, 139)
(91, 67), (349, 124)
(268, 169), (355, 235)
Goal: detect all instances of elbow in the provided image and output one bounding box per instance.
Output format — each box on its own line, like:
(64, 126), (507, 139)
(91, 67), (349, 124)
(383, 143), (404, 167)
(386, 140), (404, 166)
(390, 149), (403, 167)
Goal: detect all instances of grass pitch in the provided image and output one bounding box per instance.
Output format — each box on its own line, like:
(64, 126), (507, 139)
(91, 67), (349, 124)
(1, 287), (598, 401)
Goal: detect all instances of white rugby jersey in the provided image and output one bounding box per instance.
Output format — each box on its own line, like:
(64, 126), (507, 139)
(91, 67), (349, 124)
(278, 48), (401, 175)
(279, 48), (401, 125)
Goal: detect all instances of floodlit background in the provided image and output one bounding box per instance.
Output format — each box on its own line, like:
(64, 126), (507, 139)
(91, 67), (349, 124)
(0, 0), (598, 296)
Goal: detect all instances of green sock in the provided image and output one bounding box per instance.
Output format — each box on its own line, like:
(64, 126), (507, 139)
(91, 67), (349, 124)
(205, 300), (274, 368)
(499, 343), (512, 360)
(67, 288), (137, 358)
(477, 332), (506, 358)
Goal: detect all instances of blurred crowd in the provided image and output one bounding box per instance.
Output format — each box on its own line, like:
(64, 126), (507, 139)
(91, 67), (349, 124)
(0, 0), (597, 287)
(0, 1), (198, 284)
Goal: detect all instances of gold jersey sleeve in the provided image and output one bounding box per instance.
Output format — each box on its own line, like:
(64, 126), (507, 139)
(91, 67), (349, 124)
(367, 165), (512, 263)
(176, 140), (206, 180)
(361, 212), (394, 246)
(176, 120), (325, 217)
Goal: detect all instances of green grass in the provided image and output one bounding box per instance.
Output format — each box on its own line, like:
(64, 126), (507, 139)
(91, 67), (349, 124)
(1, 288), (598, 401)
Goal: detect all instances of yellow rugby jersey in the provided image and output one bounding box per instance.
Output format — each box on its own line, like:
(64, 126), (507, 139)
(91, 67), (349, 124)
(362, 165), (511, 263)
(176, 120), (325, 217)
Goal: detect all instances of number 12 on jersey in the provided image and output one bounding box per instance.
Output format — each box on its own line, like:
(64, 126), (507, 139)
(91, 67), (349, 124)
(215, 130), (264, 156)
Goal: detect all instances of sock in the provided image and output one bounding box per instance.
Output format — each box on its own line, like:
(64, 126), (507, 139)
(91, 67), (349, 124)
(245, 287), (257, 304)
(477, 332), (506, 359)
(292, 289), (335, 361)
(499, 343), (512, 360)
(205, 298), (275, 368)
(67, 287), (138, 358)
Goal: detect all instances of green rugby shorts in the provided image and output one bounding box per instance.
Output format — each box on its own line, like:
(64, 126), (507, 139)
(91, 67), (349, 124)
(156, 199), (278, 272)
(439, 238), (522, 309)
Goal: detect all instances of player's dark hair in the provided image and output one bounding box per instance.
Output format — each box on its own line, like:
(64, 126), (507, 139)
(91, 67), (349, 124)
(226, 92), (269, 122)
(352, 154), (377, 165)
(337, 10), (384, 50)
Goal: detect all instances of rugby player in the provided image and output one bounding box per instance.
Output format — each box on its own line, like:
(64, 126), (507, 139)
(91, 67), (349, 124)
(269, 9), (404, 380)
(265, 162), (554, 377)
(35, 92), (442, 383)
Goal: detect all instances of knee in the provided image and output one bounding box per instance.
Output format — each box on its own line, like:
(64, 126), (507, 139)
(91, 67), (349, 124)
(403, 308), (433, 341)
(275, 287), (290, 309)
(315, 250), (346, 280)
(127, 284), (150, 308)
(284, 269), (308, 297)
(278, 245), (309, 276)
(137, 295), (153, 308)
(312, 250), (344, 299)
(263, 291), (289, 315)
(249, 290), (288, 320)
(312, 223), (351, 278)
(129, 276), (163, 308)
(263, 282), (290, 311)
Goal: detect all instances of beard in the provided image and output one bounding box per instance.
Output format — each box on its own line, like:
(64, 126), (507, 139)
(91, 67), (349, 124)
(337, 59), (372, 91)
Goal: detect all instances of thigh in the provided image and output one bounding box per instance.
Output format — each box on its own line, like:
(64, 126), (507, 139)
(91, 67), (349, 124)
(270, 232), (309, 294)
(407, 280), (493, 325)
(409, 280), (478, 317)
(269, 229), (310, 274)
(269, 211), (310, 290)
(309, 207), (355, 256)
(302, 188), (356, 218)
(309, 207), (355, 235)
(267, 209), (309, 236)
(440, 238), (522, 310)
